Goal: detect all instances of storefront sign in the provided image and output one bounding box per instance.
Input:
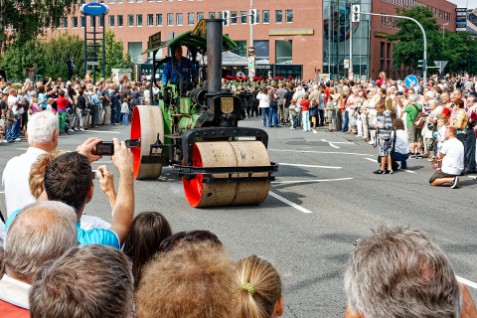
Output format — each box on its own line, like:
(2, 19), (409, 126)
(269, 29), (314, 36)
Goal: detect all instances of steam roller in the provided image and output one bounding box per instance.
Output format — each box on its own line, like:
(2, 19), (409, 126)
(130, 19), (277, 208)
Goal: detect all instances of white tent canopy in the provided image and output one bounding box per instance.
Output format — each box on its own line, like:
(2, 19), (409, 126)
(197, 51), (248, 66)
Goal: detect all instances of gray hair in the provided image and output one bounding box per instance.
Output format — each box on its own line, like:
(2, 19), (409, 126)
(4, 201), (77, 283)
(29, 245), (133, 318)
(344, 226), (461, 318)
(408, 94), (419, 102)
(27, 111), (58, 145)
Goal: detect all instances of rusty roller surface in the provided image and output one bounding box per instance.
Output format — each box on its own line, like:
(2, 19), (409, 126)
(183, 141), (271, 208)
(130, 106), (164, 180)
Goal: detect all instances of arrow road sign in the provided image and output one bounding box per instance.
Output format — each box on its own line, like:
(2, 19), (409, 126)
(434, 60), (448, 74)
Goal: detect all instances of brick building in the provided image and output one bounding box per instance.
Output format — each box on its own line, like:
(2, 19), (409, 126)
(51, 0), (456, 81)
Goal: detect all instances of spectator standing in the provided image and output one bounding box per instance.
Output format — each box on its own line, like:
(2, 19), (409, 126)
(283, 85), (294, 125)
(268, 86), (279, 128)
(121, 98), (130, 125)
(464, 94), (477, 173)
(4, 102), (15, 143)
(257, 87), (270, 128)
(391, 119), (409, 170)
(300, 94), (311, 132)
(276, 83), (287, 124)
(55, 89), (69, 134)
(402, 93), (424, 158)
(7, 89), (21, 142)
(373, 101), (393, 174)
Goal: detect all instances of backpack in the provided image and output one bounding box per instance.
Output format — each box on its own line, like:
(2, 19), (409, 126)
(412, 104), (426, 129)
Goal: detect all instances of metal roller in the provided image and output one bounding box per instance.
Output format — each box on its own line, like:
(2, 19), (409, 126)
(182, 141), (271, 208)
(130, 106), (164, 180)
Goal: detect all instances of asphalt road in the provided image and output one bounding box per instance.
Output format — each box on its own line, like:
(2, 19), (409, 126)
(1, 118), (476, 317)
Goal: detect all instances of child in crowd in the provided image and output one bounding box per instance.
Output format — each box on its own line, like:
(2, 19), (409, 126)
(325, 92), (335, 132)
(46, 97), (56, 115)
(300, 94), (311, 132)
(30, 95), (41, 115)
(121, 98), (130, 125)
(289, 99), (299, 130)
(5, 103), (15, 143)
(0, 114), (5, 143)
(236, 255), (283, 318)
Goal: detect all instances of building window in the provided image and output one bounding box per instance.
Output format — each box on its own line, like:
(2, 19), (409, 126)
(99, 15), (104, 27)
(240, 11), (247, 24)
(285, 9), (293, 23)
(176, 13), (183, 25)
(188, 12), (194, 25)
(72, 17), (78, 28)
(275, 10), (282, 23)
(109, 0), (115, 3)
(197, 12), (204, 21)
(262, 10), (270, 24)
(62, 17), (68, 28)
(147, 14), (153, 26)
(109, 15), (115, 27)
(254, 40), (269, 60)
(81, 16), (86, 27)
(276, 40), (292, 64)
(255, 10), (260, 23)
(118, 0), (123, 3)
(156, 14), (163, 26)
(137, 14), (143, 26)
(230, 11), (237, 24)
(234, 40), (247, 57)
(128, 14), (134, 26)
(128, 0), (133, 3)
(118, 15), (124, 26)
(209, 12), (215, 19)
(167, 13), (174, 26)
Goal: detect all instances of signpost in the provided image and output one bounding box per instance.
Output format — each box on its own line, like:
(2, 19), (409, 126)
(404, 74), (419, 88)
(434, 60), (448, 74)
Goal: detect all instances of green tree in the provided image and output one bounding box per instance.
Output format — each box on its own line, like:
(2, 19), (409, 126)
(96, 30), (132, 78)
(43, 33), (84, 79)
(441, 31), (477, 74)
(0, 0), (76, 52)
(0, 39), (46, 80)
(388, 7), (441, 72)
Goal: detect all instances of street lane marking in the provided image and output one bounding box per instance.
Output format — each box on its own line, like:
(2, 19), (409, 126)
(319, 139), (354, 144)
(272, 178), (353, 185)
(320, 139), (340, 149)
(86, 130), (121, 134)
(269, 149), (373, 156)
(365, 158), (378, 163)
(15, 148), (29, 151)
(269, 191), (312, 214)
(457, 275), (477, 290)
(403, 169), (416, 174)
(279, 163), (342, 169)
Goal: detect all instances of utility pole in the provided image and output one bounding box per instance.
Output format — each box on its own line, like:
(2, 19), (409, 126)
(357, 11), (428, 88)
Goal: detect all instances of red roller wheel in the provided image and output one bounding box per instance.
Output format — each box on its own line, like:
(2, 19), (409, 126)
(130, 106), (164, 180)
(183, 141), (271, 208)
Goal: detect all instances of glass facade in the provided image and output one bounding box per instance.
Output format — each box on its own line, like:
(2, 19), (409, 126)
(322, 0), (371, 80)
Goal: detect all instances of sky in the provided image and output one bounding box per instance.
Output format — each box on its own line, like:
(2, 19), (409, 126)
(448, 0), (477, 8)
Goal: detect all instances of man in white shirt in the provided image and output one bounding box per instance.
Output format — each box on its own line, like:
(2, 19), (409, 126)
(0, 201), (77, 312)
(429, 126), (464, 189)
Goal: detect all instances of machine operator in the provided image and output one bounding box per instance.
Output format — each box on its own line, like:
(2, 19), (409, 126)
(162, 46), (198, 88)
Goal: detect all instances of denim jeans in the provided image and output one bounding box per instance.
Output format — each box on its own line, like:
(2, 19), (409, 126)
(302, 111), (310, 131)
(6, 125), (14, 142)
(342, 109), (349, 132)
(122, 113), (129, 125)
(392, 152), (409, 169)
(261, 107), (269, 127)
(269, 105), (278, 127)
(12, 115), (20, 139)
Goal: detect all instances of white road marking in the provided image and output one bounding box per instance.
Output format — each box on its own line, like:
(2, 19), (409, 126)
(86, 130), (121, 134)
(15, 148), (29, 151)
(457, 275), (477, 290)
(320, 139), (354, 144)
(279, 163), (342, 169)
(403, 169), (416, 174)
(319, 138), (340, 149)
(269, 149), (373, 156)
(269, 191), (312, 214)
(272, 177), (353, 185)
(365, 158), (378, 163)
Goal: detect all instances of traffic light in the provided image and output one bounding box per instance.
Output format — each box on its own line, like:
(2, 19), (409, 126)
(250, 9), (257, 25)
(418, 59), (425, 69)
(222, 10), (230, 26)
(351, 5), (360, 23)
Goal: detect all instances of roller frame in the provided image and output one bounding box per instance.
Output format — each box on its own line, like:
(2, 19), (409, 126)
(172, 164), (278, 183)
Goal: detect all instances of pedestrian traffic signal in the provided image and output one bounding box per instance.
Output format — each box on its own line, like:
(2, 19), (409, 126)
(351, 5), (360, 23)
(250, 9), (258, 25)
(418, 59), (425, 69)
(222, 11), (230, 26)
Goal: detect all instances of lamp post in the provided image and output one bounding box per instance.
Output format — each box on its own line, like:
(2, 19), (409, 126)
(442, 22), (449, 52)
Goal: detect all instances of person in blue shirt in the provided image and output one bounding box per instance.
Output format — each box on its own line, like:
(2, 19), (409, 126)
(162, 46), (198, 88)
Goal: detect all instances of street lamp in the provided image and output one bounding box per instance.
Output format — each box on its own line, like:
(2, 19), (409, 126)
(442, 22), (449, 52)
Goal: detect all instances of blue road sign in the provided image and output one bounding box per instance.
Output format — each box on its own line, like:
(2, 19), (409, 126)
(404, 75), (418, 88)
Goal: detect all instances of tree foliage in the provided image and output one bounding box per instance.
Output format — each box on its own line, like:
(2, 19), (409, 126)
(0, 32), (130, 81)
(389, 6), (477, 75)
(0, 0), (76, 52)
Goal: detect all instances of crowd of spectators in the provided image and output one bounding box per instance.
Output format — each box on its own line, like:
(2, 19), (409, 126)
(1, 73), (477, 316)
